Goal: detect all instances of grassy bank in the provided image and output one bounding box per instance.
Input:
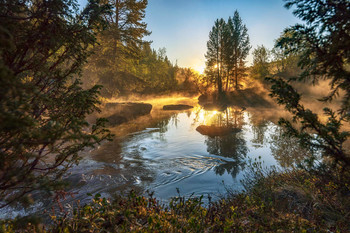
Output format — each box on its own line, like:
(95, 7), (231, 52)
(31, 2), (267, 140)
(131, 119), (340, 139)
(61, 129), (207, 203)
(2, 166), (349, 232)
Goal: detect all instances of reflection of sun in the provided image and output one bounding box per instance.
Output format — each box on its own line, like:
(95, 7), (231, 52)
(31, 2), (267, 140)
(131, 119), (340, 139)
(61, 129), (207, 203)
(194, 107), (220, 125)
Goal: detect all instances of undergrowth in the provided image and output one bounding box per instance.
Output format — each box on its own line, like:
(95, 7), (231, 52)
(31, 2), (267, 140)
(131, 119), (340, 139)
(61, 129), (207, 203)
(1, 165), (349, 232)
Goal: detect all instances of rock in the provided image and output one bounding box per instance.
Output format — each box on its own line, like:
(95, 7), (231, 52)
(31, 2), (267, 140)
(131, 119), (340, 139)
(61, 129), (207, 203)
(196, 125), (241, 137)
(163, 104), (193, 110)
(106, 114), (128, 125)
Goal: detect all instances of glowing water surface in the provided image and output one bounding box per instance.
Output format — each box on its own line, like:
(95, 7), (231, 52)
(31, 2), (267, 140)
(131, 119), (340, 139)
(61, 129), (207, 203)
(0, 104), (309, 218)
(75, 105), (307, 203)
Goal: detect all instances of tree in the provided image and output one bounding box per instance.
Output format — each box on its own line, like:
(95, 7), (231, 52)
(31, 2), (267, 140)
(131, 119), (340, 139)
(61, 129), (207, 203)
(205, 18), (227, 96)
(225, 11), (250, 91)
(251, 45), (270, 81)
(0, 0), (111, 207)
(268, 0), (350, 171)
(276, 0), (350, 116)
(85, 0), (150, 97)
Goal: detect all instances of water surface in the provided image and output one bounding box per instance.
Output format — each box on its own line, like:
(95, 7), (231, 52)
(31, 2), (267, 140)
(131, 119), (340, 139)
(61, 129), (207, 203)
(1, 103), (310, 218)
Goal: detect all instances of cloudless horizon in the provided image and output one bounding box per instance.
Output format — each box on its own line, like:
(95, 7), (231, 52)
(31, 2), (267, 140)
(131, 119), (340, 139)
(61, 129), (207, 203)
(78, 0), (300, 72)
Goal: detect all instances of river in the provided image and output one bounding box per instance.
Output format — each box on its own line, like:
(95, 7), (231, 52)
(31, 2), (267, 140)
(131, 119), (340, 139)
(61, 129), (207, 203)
(0, 97), (312, 219)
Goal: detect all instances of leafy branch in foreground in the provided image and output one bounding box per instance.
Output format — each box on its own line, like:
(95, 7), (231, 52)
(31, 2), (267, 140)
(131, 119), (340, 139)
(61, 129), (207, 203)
(0, 0), (112, 208)
(268, 77), (350, 170)
(267, 0), (350, 173)
(277, 0), (350, 118)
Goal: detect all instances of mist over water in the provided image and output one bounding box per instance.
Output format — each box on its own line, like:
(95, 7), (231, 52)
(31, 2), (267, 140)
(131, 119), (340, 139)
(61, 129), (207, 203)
(0, 99), (328, 219)
(74, 103), (308, 202)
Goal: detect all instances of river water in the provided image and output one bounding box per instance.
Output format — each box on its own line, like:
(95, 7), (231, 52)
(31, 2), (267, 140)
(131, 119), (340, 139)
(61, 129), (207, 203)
(1, 99), (311, 218)
(64, 102), (308, 203)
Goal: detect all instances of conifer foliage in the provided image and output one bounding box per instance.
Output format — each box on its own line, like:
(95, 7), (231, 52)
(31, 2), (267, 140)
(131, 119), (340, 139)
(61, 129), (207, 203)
(269, 0), (350, 171)
(205, 10), (250, 95)
(0, 0), (112, 207)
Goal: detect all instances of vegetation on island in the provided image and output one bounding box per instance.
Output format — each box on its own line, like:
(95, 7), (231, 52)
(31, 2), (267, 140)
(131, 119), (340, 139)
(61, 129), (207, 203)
(0, 0), (349, 232)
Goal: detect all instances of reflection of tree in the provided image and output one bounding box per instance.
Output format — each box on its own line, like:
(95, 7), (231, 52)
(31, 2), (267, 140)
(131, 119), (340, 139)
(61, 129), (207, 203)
(270, 127), (311, 168)
(192, 107), (245, 129)
(205, 132), (248, 178)
(156, 117), (171, 134)
(249, 113), (269, 147)
(228, 108), (245, 129)
(156, 114), (177, 133)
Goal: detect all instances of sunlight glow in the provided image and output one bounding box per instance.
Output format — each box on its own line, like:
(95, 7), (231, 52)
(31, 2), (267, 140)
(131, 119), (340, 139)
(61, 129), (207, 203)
(191, 63), (205, 75)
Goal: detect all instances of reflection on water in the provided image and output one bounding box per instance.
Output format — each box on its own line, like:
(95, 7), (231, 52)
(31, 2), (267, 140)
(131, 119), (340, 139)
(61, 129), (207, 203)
(74, 106), (312, 201)
(196, 107), (248, 178)
(270, 127), (313, 168)
(0, 104), (314, 218)
(101, 105), (308, 201)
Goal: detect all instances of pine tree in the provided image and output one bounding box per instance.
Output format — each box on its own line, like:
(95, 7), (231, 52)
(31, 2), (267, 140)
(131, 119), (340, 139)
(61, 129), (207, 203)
(268, 0), (350, 171)
(0, 0), (111, 207)
(225, 11), (250, 90)
(205, 18), (226, 96)
(86, 0), (150, 97)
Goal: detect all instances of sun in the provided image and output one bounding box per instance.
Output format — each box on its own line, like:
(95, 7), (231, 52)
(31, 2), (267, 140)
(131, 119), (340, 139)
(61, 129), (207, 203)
(192, 64), (205, 74)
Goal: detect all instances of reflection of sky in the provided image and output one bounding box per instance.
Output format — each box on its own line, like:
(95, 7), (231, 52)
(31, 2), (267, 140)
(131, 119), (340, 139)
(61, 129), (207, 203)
(120, 108), (288, 201)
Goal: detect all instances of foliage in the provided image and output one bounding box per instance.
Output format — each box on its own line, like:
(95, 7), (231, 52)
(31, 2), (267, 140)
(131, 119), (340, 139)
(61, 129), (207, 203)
(270, 40), (300, 78)
(225, 11), (251, 91)
(204, 11), (251, 96)
(205, 18), (226, 95)
(134, 46), (178, 94)
(268, 0), (350, 171)
(0, 0), (112, 207)
(83, 0), (179, 97)
(268, 77), (350, 169)
(250, 45), (271, 81)
(83, 0), (149, 97)
(4, 165), (350, 232)
(277, 0), (350, 116)
(176, 68), (200, 95)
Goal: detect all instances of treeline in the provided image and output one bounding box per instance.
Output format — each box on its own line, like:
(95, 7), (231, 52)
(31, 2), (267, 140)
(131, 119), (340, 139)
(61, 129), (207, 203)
(249, 42), (300, 86)
(84, 43), (179, 97)
(200, 12), (304, 97)
(81, 0), (194, 98)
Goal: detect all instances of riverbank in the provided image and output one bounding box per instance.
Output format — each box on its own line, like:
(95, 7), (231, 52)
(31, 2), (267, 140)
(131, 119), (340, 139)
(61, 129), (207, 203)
(3, 167), (349, 232)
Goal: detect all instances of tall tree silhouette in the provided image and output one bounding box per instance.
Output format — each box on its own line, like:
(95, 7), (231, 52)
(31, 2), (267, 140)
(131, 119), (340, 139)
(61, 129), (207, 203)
(225, 11), (250, 90)
(204, 11), (250, 94)
(205, 18), (227, 96)
(86, 0), (151, 97)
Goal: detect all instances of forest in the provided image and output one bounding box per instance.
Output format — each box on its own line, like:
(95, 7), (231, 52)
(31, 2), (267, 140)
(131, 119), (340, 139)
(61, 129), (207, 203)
(0, 0), (349, 232)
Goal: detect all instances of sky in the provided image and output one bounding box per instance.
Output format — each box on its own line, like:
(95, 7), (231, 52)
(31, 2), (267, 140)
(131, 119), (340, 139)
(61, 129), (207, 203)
(144, 0), (300, 72)
(78, 0), (300, 73)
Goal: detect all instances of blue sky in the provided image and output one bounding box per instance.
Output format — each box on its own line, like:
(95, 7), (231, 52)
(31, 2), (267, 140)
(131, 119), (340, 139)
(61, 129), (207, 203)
(78, 0), (300, 72)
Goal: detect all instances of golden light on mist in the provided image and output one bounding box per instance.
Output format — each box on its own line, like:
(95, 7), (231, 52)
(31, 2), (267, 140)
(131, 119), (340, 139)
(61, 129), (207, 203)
(192, 63), (205, 75)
